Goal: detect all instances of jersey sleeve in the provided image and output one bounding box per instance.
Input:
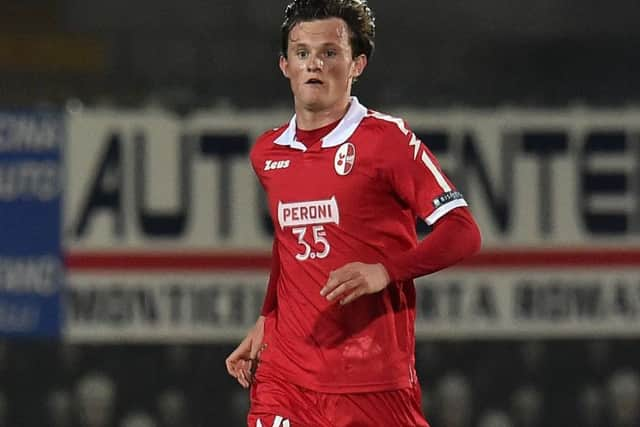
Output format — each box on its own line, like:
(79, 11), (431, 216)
(261, 238), (279, 315)
(251, 129), (282, 315)
(379, 120), (467, 225)
(249, 141), (265, 188)
(382, 206), (481, 281)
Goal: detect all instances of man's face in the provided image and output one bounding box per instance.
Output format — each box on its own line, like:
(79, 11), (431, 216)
(280, 18), (366, 113)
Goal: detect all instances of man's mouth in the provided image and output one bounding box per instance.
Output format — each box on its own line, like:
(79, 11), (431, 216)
(306, 78), (324, 85)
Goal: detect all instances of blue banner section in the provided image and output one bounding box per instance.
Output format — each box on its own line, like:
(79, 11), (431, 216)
(0, 111), (63, 337)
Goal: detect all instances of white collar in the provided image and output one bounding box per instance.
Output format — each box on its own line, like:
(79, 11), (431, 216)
(273, 96), (367, 151)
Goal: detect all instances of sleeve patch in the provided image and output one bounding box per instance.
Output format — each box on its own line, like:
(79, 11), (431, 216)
(433, 191), (465, 208)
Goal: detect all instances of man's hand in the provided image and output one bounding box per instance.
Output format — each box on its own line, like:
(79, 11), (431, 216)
(320, 262), (390, 305)
(225, 315), (265, 388)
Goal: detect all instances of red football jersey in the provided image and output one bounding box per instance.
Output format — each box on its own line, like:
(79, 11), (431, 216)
(250, 97), (467, 393)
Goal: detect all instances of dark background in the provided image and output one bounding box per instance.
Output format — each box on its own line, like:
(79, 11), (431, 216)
(2, 1), (640, 426)
(2, 0), (640, 110)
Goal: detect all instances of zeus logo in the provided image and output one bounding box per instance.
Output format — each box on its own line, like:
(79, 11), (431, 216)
(257, 417), (291, 427)
(264, 159), (290, 171)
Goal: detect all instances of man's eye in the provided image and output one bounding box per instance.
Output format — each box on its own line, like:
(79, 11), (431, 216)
(326, 50), (337, 57)
(296, 51), (308, 59)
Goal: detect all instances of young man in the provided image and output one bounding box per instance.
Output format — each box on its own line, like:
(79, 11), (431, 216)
(226, 1), (482, 426)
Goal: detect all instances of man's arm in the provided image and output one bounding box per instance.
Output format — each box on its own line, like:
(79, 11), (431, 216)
(321, 207), (481, 305)
(225, 315), (265, 388)
(225, 238), (280, 387)
(382, 206), (481, 282)
(261, 238), (280, 315)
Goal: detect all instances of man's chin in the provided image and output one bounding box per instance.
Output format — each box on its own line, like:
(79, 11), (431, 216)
(298, 98), (329, 112)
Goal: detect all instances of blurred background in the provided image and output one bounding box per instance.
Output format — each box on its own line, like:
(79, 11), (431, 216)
(2, 0), (640, 109)
(2, 0), (640, 427)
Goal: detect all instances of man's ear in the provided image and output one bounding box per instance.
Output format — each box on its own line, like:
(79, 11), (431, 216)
(352, 54), (368, 79)
(279, 55), (289, 78)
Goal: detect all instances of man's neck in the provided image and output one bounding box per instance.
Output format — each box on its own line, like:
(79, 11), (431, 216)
(294, 98), (351, 131)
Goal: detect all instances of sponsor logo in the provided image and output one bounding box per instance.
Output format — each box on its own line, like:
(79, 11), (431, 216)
(334, 142), (355, 176)
(433, 191), (464, 208)
(264, 159), (290, 171)
(277, 196), (340, 229)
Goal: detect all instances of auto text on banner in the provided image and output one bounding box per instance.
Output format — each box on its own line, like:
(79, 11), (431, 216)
(0, 111), (64, 337)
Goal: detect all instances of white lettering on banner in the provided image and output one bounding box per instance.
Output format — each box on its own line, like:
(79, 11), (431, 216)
(277, 197), (340, 229)
(0, 114), (61, 152)
(63, 269), (640, 341)
(65, 272), (269, 342)
(0, 256), (60, 296)
(414, 269), (640, 338)
(0, 161), (60, 201)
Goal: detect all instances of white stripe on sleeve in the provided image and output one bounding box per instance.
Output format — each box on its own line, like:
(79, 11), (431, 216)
(421, 150), (451, 192)
(425, 199), (468, 225)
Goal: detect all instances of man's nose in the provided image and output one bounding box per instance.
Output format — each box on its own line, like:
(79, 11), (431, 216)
(306, 54), (323, 71)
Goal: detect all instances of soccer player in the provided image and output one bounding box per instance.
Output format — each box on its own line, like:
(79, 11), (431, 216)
(225, 0), (482, 426)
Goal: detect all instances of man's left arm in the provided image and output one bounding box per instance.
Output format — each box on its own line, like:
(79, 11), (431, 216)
(321, 207), (481, 305)
(321, 123), (481, 304)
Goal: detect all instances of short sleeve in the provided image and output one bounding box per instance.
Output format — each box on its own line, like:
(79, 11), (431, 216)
(378, 118), (467, 225)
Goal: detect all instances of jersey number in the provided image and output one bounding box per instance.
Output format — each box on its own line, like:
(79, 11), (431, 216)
(292, 225), (330, 261)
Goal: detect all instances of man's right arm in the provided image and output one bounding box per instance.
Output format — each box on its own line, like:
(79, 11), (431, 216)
(261, 238), (280, 315)
(227, 134), (280, 386)
(225, 315), (265, 388)
(225, 239), (279, 387)
(249, 133), (280, 316)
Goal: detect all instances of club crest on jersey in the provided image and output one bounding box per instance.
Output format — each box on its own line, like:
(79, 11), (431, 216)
(334, 142), (355, 176)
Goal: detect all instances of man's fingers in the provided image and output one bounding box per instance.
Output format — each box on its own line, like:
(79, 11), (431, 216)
(238, 368), (248, 388)
(226, 337), (250, 364)
(227, 348), (243, 363)
(228, 361), (248, 388)
(320, 273), (342, 296)
(326, 278), (360, 301)
(340, 288), (366, 305)
(249, 331), (264, 359)
(237, 360), (251, 388)
(226, 357), (247, 379)
(321, 265), (359, 296)
(226, 347), (246, 372)
(226, 356), (240, 377)
(226, 317), (267, 387)
(226, 340), (253, 380)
